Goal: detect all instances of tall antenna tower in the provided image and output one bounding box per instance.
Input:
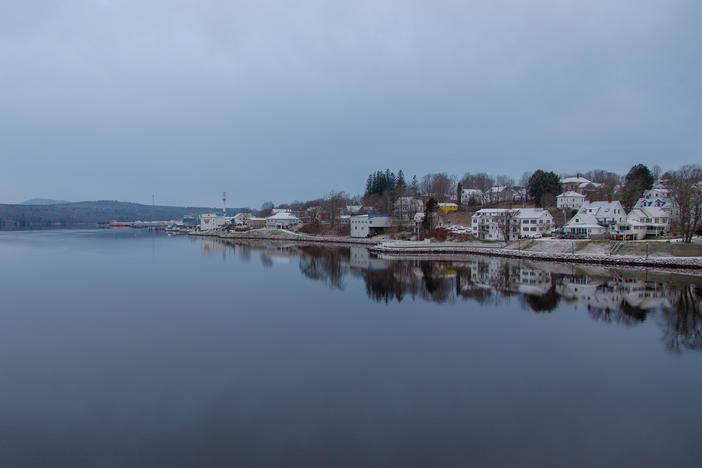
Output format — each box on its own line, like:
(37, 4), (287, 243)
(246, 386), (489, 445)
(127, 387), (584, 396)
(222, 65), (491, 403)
(222, 192), (226, 216)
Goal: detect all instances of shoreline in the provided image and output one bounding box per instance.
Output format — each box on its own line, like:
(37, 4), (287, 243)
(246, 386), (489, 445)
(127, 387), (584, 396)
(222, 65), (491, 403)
(186, 229), (702, 270)
(369, 243), (702, 270)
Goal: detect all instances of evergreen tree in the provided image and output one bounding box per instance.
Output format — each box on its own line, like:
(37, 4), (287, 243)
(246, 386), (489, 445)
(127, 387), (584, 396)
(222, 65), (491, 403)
(410, 175), (419, 196)
(528, 170), (561, 207)
(622, 163), (654, 211)
(423, 198), (439, 231)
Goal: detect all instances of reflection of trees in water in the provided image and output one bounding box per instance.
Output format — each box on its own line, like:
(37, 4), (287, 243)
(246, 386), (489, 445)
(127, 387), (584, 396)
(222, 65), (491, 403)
(659, 285), (702, 353)
(297, 246), (350, 291)
(216, 240), (702, 353)
(260, 254), (273, 269)
(238, 244), (251, 262)
(587, 301), (649, 326)
(362, 260), (448, 303)
(519, 284), (560, 313)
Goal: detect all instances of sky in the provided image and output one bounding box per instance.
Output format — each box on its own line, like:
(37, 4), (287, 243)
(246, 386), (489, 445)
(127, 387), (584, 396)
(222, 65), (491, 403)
(1, 0), (700, 208)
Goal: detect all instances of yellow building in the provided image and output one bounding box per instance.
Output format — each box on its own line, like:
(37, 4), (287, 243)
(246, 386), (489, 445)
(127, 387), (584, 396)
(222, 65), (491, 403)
(438, 203), (458, 214)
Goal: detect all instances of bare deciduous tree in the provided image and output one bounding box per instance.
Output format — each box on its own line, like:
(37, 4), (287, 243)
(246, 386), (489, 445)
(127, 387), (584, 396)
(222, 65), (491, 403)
(497, 209), (518, 242)
(325, 191), (347, 226)
(669, 165), (702, 243)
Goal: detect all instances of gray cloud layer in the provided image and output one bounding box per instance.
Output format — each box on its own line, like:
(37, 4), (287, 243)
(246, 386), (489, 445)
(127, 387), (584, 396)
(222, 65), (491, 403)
(1, 0), (700, 206)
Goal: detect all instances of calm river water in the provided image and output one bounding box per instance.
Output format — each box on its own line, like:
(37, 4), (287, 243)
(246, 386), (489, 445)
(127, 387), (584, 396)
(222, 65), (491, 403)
(1, 229), (700, 467)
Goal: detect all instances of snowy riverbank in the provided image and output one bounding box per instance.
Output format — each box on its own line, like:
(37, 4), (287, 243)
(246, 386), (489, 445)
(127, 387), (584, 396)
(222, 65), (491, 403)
(186, 229), (702, 269)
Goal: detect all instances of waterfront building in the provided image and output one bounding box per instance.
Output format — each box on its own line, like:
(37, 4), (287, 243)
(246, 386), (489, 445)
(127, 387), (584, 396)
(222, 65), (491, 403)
(563, 213), (609, 238)
(265, 212), (300, 229)
(516, 208), (554, 238)
(199, 213), (230, 231)
(614, 206), (670, 239)
(471, 208), (552, 241)
(351, 214), (392, 238)
(576, 201), (626, 228)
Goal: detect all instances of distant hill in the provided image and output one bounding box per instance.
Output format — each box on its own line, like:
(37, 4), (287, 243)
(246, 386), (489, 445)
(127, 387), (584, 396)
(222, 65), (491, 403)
(0, 200), (252, 230)
(21, 198), (71, 205)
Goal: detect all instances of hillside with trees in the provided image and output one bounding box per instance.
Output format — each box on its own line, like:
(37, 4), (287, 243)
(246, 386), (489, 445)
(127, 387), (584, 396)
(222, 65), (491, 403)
(0, 201), (245, 230)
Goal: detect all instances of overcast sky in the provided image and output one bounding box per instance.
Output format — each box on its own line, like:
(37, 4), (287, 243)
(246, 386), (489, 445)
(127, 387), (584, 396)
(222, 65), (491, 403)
(1, 0), (700, 207)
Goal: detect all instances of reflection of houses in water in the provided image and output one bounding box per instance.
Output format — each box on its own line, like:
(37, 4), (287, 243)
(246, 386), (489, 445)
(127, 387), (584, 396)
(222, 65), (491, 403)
(200, 238), (229, 260)
(556, 276), (670, 311)
(350, 247), (389, 271)
(263, 244), (298, 264)
(517, 268), (552, 295)
(467, 259), (551, 295)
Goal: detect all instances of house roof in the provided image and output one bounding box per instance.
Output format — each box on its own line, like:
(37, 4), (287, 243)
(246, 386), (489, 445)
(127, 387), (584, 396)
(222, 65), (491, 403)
(578, 181), (602, 188)
(639, 206), (669, 218)
(562, 176), (592, 184)
(267, 212), (299, 220)
(565, 213), (601, 228)
(473, 208), (517, 215)
(516, 208), (552, 219)
(557, 191), (585, 198)
(578, 201), (623, 217)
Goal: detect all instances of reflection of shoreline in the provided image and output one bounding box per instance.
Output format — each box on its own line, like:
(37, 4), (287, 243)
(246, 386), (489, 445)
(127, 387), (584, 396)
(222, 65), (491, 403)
(199, 237), (702, 353)
(190, 231), (702, 270)
(370, 245), (702, 270)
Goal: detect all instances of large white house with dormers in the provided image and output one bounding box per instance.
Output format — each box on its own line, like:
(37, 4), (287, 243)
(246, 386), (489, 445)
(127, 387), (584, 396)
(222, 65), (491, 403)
(472, 208), (553, 241)
(577, 201), (626, 228)
(556, 191), (586, 210)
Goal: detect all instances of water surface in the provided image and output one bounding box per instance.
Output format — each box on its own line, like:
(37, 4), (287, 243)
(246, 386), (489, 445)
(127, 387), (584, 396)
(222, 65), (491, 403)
(0, 229), (700, 467)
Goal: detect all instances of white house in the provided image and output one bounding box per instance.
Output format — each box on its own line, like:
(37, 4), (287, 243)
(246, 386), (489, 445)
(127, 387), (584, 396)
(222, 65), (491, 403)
(634, 196), (680, 220)
(563, 213), (609, 238)
(516, 208), (553, 238)
(472, 208), (552, 241)
(612, 219), (647, 240)
(561, 176), (592, 192)
(577, 201), (626, 228)
(561, 176), (602, 191)
(232, 212), (251, 225)
(487, 186), (513, 204)
(199, 213), (230, 231)
(265, 212), (300, 229)
(461, 189), (484, 205)
(472, 209), (518, 240)
(351, 214), (392, 238)
(556, 191), (586, 210)
(642, 188), (670, 199)
(393, 197), (423, 219)
(624, 206), (670, 238)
